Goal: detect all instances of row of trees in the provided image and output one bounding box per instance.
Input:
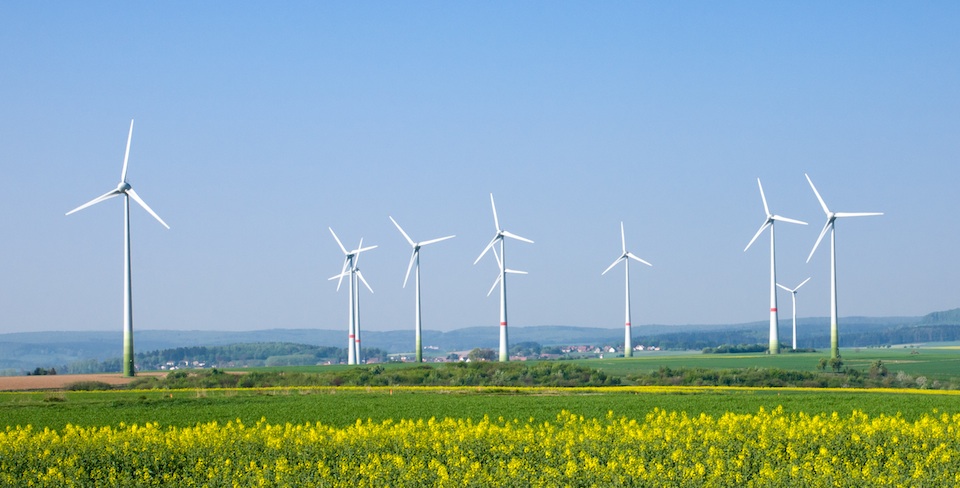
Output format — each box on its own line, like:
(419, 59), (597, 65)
(124, 361), (622, 390)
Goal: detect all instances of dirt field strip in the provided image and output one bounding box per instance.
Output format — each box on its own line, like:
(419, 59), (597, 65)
(0, 372), (165, 391)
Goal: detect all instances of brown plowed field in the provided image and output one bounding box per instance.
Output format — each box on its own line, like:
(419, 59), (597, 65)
(0, 372), (165, 391)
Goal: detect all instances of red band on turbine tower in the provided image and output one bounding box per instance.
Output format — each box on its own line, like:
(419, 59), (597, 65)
(625, 322), (631, 327)
(770, 308), (778, 312)
(500, 322), (507, 326)
(349, 334), (355, 338)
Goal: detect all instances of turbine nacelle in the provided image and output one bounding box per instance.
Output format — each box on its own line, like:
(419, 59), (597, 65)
(474, 194), (532, 266)
(65, 119), (170, 231)
(602, 222), (652, 275)
(744, 178), (806, 252)
(389, 216), (455, 288)
(805, 173), (882, 262)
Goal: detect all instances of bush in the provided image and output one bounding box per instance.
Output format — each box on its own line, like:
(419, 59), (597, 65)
(65, 381), (114, 391)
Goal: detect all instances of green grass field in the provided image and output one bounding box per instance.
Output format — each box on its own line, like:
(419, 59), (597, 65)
(231, 345), (959, 382)
(4, 386), (960, 430)
(574, 347), (960, 380)
(3, 345), (959, 431)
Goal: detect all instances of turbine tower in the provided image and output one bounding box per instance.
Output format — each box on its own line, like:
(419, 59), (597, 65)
(352, 240), (374, 363)
(602, 222), (652, 358)
(474, 193), (533, 362)
(744, 178), (807, 355)
(65, 119), (170, 377)
(777, 277), (811, 350)
(328, 228), (375, 365)
(389, 216), (454, 363)
(805, 173), (882, 359)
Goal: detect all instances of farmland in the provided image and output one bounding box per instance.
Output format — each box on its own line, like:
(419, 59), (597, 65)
(3, 347), (960, 485)
(3, 388), (960, 486)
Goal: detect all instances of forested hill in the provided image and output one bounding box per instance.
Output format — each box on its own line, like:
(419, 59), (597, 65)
(919, 308), (960, 325)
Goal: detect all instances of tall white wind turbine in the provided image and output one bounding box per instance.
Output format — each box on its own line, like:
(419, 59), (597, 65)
(328, 228), (376, 365)
(474, 193), (533, 362)
(602, 222), (652, 358)
(744, 178), (807, 355)
(389, 216), (454, 363)
(805, 173), (882, 359)
(65, 119), (170, 377)
(777, 277), (811, 350)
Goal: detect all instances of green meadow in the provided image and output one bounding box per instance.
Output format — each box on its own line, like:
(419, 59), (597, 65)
(1, 345), (959, 430)
(3, 387), (960, 431)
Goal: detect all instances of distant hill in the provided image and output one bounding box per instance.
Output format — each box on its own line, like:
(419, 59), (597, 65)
(918, 308), (960, 325)
(1, 310), (953, 374)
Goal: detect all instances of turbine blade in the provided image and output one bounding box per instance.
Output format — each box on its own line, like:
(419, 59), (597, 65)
(353, 245), (378, 255)
(505, 269), (528, 275)
(489, 193), (500, 231)
(835, 212), (883, 218)
(744, 221), (770, 252)
(66, 189), (122, 215)
(403, 250), (417, 288)
(121, 119), (134, 182)
(796, 277), (811, 290)
(776, 283), (792, 292)
(420, 235), (455, 246)
(491, 246), (502, 270)
(329, 228), (348, 254)
(620, 221), (626, 253)
(357, 271), (373, 294)
(389, 216), (416, 247)
(772, 215), (808, 226)
(626, 252), (652, 267)
(502, 230), (533, 244)
(602, 256), (624, 275)
(335, 257), (349, 291)
(127, 188), (170, 229)
(757, 178), (770, 217)
(354, 238), (364, 267)
(328, 271), (349, 281)
(805, 173), (831, 215)
(474, 235), (500, 265)
(807, 220), (832, 263)
(487, 274), (502, 297)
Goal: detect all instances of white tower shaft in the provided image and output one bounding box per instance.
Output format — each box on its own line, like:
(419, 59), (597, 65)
(830, 225), (839, 358)
(347, 256), (356, 365)
(499, 238), (508, 362)
(791, 291), (798, 350)
(354, 271), (362, 364)
(623, 257), (632, 357)
(414, 252), (423, 363)
(122, 195), (135, 377)
(769, 224), (780, 354)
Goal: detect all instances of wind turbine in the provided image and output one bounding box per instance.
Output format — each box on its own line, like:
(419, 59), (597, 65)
(328, 228), (375, 365)
(389, 216), (454, 363)
(602, 222), (652, 358)
(744, 178), (807, 355)
(65, 119), (169, 377)
(777, 277), (811, 350)
(805, 173), (882, 359)
(474, 193), (533, 362)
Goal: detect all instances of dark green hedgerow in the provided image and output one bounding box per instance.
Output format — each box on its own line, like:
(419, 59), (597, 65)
(127, 362), (621, 390)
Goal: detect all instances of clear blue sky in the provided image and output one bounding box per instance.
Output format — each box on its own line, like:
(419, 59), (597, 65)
(1, 2), (957, 334)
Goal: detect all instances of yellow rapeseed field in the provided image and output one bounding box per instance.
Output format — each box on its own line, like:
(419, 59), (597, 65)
(2, 406), (959, 487)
